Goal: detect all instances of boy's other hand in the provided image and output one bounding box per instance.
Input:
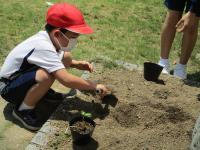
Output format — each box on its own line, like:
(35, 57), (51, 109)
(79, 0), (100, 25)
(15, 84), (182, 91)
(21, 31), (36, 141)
(74, 60), (94, 72)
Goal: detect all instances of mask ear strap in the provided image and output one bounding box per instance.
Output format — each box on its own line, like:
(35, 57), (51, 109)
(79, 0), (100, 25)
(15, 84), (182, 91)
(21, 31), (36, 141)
(54, 35), (62, 50)
(60, 31), (70, 41)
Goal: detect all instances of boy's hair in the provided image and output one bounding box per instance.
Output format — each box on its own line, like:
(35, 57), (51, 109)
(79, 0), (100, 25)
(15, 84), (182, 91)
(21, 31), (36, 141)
(45, 24), (68, 34)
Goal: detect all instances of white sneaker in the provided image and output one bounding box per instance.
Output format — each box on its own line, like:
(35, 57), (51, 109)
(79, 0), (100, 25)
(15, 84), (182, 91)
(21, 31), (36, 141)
(158, 60), (170, 74)
(174, 63), (187, 79)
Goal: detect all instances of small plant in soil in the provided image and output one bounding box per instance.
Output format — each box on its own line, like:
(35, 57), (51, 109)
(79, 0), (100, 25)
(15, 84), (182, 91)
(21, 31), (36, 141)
(69, 111), (96, 145)
(70, 111), (94, 135)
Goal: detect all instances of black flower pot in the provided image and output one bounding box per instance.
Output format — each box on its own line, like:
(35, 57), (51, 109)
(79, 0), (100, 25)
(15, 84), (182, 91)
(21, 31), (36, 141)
(144, 62), (163, 81)
(69, 116), (96, 145)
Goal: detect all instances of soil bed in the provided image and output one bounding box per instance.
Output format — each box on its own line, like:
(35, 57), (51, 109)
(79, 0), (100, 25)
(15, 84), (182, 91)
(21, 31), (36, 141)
(46, 64), (200, 150)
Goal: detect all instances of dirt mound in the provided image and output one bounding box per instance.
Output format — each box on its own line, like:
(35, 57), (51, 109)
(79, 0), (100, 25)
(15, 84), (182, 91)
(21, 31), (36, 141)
(112, 100), (193, 130)
(46, 66), (200, 150)
(161, 106), (192, 123)
(112, 103), (139, 127)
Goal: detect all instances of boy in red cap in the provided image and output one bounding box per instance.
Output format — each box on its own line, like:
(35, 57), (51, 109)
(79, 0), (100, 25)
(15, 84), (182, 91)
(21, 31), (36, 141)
(0, 3), (109, 130)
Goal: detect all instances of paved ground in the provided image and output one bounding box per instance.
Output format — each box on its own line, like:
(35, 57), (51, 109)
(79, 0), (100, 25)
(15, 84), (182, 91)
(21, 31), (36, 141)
(0, 80), (68, 150)
(0, 99), (35, 150)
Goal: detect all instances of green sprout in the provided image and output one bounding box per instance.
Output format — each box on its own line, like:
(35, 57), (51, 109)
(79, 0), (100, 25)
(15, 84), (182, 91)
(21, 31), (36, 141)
(81, 111), (92, 118)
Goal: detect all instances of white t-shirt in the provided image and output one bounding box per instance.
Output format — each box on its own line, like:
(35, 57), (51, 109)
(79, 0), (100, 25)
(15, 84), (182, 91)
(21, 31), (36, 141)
(0, 31), (65, 79)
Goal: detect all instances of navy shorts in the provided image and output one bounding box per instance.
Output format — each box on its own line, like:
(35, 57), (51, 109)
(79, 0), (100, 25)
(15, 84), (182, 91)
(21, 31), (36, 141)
(164, 0), (200, 16)
(165, 0), (192, 12)
(1, 70), (37, 105)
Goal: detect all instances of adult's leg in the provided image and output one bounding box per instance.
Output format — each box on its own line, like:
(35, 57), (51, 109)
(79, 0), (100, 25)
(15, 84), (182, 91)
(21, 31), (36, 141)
(179, 16), (200, 64)
(160, 10), (182, 59)
(159, 10), (183, 73)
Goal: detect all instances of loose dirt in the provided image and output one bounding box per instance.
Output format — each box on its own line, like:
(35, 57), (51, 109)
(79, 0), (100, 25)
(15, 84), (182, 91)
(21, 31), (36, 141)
(45, 64), (200, 150)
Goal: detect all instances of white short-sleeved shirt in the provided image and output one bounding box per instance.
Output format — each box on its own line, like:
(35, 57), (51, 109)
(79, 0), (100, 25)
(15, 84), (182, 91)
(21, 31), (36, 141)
(0, 31), (65, 79)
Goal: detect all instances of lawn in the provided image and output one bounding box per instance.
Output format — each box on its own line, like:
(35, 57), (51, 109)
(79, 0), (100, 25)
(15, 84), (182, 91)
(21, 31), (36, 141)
(0, 0), (200, 74)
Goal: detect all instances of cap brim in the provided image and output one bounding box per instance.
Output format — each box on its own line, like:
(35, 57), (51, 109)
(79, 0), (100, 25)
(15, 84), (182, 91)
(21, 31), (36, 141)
(65, 24), (94, 34)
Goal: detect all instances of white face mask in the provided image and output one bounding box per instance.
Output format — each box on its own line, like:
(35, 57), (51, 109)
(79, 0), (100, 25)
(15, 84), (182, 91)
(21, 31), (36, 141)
(57, 32), (78, 52)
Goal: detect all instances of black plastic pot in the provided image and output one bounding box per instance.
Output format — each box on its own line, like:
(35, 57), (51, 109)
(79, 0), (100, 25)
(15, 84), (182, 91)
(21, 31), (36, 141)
(144, 62), (163, 81)
(69, 116), (96, 145)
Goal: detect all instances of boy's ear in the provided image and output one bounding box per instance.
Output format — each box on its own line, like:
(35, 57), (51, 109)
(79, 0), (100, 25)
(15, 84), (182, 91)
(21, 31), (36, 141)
(52, 29), (61, 38)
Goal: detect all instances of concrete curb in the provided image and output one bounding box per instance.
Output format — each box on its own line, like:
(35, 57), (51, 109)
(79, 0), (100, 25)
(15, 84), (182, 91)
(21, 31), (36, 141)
(25, 120), (57, 150)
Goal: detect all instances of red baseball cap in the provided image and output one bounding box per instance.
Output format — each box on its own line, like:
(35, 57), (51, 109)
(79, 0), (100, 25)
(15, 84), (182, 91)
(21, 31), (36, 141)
(46, 3), (93, 34)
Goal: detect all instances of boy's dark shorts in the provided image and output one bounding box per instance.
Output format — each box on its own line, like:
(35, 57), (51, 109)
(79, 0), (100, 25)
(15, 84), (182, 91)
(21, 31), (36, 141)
(1, 70), (37, 105)
(164, 0), (200, 17)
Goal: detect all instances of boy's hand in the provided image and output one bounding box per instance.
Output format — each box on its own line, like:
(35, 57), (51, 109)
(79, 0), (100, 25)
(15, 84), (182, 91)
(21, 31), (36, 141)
(74, 60), (93, 72)
(96, 84), (111, 98)
(176, 11), (195, 32)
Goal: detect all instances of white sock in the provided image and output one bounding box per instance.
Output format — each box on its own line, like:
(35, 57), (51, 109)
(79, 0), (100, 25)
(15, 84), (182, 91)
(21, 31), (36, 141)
(18, 102), (35, 111)
(158, 58), (169, 66)
(176, 63), (186, 69)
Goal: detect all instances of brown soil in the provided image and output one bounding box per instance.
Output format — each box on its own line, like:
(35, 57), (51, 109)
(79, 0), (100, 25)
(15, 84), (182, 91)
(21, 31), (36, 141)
(71, 120), (94, 134)
(45, 64), (200, 150)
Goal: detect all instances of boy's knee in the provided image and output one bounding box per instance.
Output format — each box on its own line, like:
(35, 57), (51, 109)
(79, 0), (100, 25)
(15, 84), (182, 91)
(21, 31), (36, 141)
(35, 69), (55, 83)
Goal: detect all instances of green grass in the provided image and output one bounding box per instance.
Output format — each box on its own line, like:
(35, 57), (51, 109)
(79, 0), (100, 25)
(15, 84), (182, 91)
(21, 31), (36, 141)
(0, 0), (200, 74)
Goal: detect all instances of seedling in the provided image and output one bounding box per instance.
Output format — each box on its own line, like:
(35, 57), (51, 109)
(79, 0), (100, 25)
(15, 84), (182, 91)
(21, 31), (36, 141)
(69, 115), (96, 145)
(64, 111), (92, 134)
(81, 111), (92, 118)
